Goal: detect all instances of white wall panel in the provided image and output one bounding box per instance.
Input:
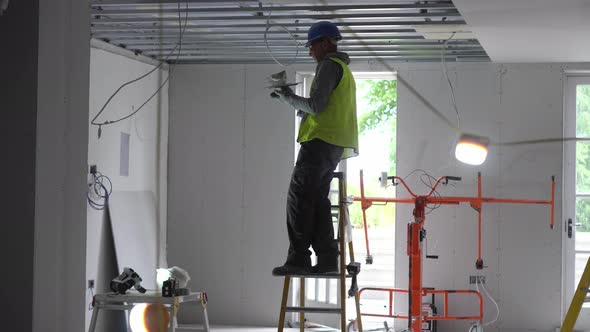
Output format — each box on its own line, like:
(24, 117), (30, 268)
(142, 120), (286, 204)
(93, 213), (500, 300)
(168, 65), (247, 324)
(395, 64), (564, 332)
(86, 48), (168, 330)
(169, 64), (296, 325)
(169, 61), (589, 331)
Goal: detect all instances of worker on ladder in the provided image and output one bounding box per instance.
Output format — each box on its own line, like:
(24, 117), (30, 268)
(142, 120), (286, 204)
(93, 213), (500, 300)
(270, 21), (359, 275)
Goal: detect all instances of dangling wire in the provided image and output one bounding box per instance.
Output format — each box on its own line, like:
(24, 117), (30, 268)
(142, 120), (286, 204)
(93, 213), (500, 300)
(91, 0), (190, 136)
(87, 171), (113, 210)
(264, 3), (301, 67)
(475, 277), (500, 327)
(441, 32), (460, 130)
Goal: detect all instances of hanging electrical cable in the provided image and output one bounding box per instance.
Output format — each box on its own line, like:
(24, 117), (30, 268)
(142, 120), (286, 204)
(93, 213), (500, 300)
(264, 3), (301, 67)
(473, 277), (500, 328)
(479, 279), (500, 326)
(441, 32), (461, 130)
(90, 0), (189, 138)
(87, 171), (113, 210)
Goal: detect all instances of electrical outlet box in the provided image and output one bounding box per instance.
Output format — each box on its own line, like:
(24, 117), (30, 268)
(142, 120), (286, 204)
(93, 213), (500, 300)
(88, 279), (95, 289)
(469, 275), (485, 284)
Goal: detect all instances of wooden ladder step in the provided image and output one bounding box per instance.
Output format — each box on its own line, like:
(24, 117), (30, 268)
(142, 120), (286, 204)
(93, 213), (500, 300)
(277, 173), (363, 332)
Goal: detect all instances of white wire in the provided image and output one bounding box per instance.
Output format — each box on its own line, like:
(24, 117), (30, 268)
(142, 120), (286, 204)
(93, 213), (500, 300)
(91, 0), (189, 132)
(476, 278), (500, 326)
(264, 3), (301, 67)
(441, 32), (460, 130)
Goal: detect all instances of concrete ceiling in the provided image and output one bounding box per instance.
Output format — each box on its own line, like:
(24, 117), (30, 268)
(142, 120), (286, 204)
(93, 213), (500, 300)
(453, 0), (590, 62)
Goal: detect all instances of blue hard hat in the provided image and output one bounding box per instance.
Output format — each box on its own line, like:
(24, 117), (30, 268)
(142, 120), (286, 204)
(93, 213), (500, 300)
(305, 21), (342, 48)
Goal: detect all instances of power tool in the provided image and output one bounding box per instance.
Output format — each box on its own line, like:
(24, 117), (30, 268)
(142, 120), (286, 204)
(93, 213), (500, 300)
(110, 267), (147, 294)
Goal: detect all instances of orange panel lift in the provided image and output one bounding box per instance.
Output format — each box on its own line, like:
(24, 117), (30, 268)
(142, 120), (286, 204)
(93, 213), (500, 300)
(353, 171), (555, 332)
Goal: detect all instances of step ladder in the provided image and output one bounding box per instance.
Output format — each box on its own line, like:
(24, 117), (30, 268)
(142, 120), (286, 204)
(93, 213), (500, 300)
(561, 256), (590, 332)
(276, 172), (363, 332)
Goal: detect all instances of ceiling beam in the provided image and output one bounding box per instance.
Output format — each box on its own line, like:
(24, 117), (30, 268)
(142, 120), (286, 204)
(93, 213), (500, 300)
(101, 36), (437, 45)
(91, 11), (461, 23)
(91, 3), (458, 15)
(91, 28), (420, 38)
(103, 40), (485, 50)
(91, 0), (452, 6)
(91, 20), (467, 30)
(130, 45), (485, 52)
(141, 49), (488, 56)
(88, 1), (488, 63)
(92, 0), (260, 4)
(92, 21), (442, 32)
(165, 54), (489, 62)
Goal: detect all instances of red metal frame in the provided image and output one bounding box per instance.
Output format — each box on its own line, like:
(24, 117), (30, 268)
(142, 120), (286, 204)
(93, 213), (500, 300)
(357, 287), (483, 321)
(353, 172), (555, 331)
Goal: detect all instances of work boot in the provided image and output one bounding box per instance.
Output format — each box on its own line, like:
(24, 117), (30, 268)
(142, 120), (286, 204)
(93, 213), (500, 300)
(272, 264), (311, 276)
(311, 255), (339, 274)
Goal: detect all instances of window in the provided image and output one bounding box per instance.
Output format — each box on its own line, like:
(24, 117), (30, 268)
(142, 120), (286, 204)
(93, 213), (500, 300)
(564, 76), (590, 326)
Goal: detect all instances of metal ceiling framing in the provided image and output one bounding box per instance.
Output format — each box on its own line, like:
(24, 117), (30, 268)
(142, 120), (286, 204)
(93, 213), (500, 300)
(90, 0), (489, 64)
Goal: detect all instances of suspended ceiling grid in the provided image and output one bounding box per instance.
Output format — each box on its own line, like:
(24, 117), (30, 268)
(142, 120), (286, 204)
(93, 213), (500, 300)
(90, 0), (490, 64)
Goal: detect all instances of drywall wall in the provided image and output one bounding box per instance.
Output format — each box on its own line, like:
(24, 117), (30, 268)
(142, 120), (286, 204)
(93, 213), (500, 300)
(393, 63), (566, 332)
(0, 1), (39, 331)
(168, 64), (297, 326)
(86, 47), (169, 329)
(33, 0), (90, 331)
(168, 61), (587, 331)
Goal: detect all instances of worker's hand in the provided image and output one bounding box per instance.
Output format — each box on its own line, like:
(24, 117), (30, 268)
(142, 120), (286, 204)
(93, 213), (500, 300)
(279, 86), (295, 95)
(270, 86), (295, 104)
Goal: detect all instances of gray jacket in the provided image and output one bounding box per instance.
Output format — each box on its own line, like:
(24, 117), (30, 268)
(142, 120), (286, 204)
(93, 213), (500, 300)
(286, 52), (351, 118)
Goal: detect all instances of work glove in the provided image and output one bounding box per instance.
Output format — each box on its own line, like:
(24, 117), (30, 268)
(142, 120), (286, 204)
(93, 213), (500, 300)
(270, 86), (295, 105)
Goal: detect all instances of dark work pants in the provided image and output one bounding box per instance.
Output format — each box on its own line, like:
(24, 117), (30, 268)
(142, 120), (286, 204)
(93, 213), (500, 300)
(286, 139), (343, 267)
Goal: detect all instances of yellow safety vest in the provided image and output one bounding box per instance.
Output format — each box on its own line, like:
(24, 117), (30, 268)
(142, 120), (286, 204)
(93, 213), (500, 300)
(297, 57), (359, 159)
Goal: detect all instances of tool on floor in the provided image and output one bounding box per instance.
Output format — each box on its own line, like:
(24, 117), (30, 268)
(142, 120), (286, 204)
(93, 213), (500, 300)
(275, 172), (363, 332)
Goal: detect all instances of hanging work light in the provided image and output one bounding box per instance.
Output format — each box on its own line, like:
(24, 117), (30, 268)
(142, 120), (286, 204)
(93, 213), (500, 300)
(455, 133), (489, 166)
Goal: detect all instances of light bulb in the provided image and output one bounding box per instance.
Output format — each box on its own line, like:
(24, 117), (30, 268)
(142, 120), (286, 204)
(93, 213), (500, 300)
(455, 133), (489, 166)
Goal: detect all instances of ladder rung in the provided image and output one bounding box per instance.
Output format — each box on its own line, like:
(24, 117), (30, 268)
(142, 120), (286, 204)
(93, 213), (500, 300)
(285, 306), (342, 314)
(584, 297), (590, 303)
